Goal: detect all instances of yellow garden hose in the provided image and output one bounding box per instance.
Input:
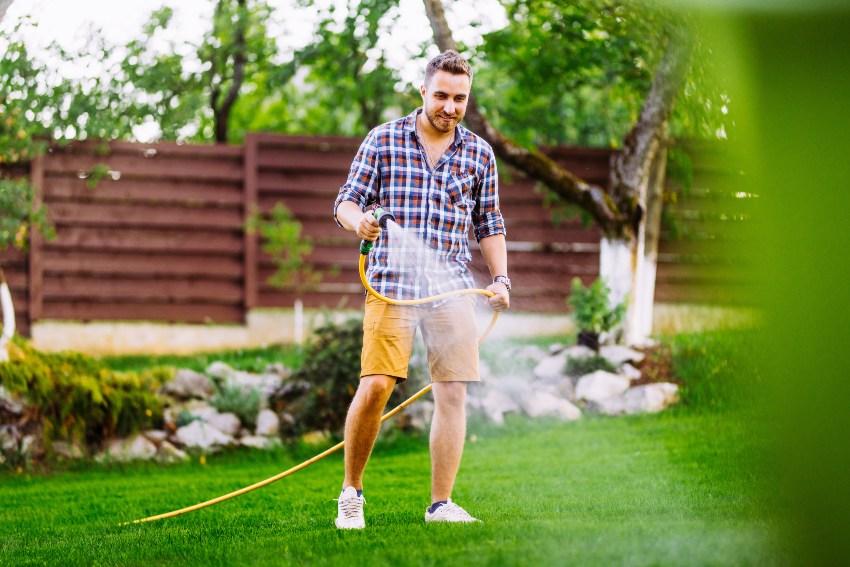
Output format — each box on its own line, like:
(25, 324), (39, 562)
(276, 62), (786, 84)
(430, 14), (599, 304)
(125, 244), (499, 525)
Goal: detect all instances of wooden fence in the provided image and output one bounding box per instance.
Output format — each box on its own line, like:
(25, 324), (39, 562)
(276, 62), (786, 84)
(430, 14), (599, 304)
(0, 134), (751, 336)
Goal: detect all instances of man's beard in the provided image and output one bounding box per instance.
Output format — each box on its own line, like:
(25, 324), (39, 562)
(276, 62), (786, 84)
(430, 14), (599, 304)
(425, 105), (462, 133)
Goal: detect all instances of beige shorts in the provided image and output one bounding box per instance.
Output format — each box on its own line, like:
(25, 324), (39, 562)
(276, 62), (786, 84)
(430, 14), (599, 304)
(361, 293), (480, 383)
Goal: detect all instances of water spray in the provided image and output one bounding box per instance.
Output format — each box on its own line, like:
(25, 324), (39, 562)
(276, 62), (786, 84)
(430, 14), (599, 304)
(125, 207), (499, 525)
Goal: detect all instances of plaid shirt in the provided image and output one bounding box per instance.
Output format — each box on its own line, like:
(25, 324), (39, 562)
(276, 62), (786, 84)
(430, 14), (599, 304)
(334, 108), (506, 301)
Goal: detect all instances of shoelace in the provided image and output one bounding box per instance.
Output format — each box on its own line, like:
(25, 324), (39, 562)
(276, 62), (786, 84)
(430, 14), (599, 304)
(337, 496), (364, 519)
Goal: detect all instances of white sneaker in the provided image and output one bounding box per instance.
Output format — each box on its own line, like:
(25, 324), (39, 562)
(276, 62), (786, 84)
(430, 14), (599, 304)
(335, 486), (365, 529)
(424, 499), (480, 523)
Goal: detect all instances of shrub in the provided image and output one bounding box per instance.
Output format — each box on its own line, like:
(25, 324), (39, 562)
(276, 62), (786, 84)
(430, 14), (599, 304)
(0, 338), (169, 450)
(210, 384), (261, 429)
(283, 316), (426, 436)
(565, 354), (617, 376)
(568, 277), (626, 348)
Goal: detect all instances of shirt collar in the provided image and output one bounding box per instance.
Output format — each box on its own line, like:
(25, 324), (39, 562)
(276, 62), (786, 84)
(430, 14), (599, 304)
(405, 107), (466, 149)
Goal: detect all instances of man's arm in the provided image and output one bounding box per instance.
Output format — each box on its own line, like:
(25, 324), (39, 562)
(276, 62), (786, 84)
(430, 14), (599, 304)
(480, 234), (509, 311)
(337, 200), (380, 241)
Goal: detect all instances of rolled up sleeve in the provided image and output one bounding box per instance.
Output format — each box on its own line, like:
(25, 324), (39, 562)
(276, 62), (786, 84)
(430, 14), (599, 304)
(472, 147), (506, 241)
(333, 129), (381, 228)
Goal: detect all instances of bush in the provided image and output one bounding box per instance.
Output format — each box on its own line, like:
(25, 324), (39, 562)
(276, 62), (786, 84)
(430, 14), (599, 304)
(565, 354), (617, 376)
(282, 316), (426, 436)
(568, 277), (626, 347)
(211, 384), (261, 429)
(0, 338), (169, 450)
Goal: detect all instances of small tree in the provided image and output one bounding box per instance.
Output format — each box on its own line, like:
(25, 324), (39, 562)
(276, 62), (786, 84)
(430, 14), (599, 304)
(568, 277), (626, 351)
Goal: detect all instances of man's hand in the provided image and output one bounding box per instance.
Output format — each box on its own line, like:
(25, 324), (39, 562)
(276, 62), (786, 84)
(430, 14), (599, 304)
(356, 212), (380, 241)
(486, 282), (510, 311)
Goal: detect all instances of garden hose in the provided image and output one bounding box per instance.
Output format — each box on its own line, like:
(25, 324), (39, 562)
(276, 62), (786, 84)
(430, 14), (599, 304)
(126, 210), (499, 525)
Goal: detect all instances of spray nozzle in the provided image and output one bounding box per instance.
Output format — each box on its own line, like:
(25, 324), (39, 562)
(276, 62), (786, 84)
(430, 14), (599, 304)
(359, 207), (396, 255)
(373, 207), (396, 229)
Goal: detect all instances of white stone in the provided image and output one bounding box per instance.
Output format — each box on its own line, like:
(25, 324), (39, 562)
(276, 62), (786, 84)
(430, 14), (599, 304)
(621, 363), (642, 381)
(163, 400), (217, 427)
(533, 352), (569, 381)
(52, 441), (83, 459)
(575, 371), (631, 403)
(520, 391), (582, 421)
(106, 434), (158, 462)
(240, 435), (274, 449)
(156, 440), (189, 463)
(0, 385), (23, 415)
(562, 345), (595, 360)
(595, 383), (680, 415)
(143, 430), (168, 444)
(206, 412), (241, 437)
(510, 345), (549, 363)
(480, 389), (521, 425)
(599, 345), (645, 366)
(161, 369), (214, 400)
(548, 343), (565, 354)
(175, 420), (234, 450)
(255, 409), (280, 437)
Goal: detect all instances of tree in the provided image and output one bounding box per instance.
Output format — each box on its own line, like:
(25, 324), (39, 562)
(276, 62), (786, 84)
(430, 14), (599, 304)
(423, 0), (695, 344)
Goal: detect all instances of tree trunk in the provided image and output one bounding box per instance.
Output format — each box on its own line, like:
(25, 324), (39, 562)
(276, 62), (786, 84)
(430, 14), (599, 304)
(422, 0), (688, 345)
(213, 0), (248, 143)
(0, 266), (16, 362)
(0, 0), (13, 22)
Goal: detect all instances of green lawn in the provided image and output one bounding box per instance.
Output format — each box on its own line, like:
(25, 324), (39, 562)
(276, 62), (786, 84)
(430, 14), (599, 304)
(1, 409), (784, 566)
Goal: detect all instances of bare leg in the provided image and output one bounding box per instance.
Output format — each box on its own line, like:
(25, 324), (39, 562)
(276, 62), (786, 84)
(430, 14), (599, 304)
(430, 381), (467, 502)
(342, 374), (397, 490)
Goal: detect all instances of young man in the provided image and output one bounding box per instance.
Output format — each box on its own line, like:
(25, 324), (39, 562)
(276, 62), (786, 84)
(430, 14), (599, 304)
(332, 50), (510, 529)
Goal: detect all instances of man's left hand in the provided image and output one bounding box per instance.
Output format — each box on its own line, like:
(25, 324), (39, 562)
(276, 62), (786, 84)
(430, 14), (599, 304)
(486, 282), (510, 311)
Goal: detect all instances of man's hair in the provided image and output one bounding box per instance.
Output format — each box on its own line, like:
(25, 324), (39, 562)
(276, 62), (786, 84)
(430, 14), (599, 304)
(425, 50), (473, 85)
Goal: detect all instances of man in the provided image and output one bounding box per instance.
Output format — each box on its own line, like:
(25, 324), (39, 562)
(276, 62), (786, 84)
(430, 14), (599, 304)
(332, 50), (510, 529)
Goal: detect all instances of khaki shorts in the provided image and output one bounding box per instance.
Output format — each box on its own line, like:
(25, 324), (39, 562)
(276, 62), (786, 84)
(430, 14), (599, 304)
(361, 293), (480, 383)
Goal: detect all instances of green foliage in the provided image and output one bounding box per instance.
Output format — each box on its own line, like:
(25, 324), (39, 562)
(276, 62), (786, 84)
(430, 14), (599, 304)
(568, 277), (626, 334)
(285, 316), (423, 436)
(565, 354), (617, 376)
(0, 338), (169, 448)
(99, 344), (303, 375)
(210, 384), (261, 429)
(247, 202), (330, 290)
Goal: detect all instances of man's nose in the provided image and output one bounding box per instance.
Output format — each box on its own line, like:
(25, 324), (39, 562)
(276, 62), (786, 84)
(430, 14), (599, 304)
(444, 100), (456, 115)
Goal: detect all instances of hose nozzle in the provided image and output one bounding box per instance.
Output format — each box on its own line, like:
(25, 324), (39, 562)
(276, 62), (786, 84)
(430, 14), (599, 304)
(359, 207), (396, 254)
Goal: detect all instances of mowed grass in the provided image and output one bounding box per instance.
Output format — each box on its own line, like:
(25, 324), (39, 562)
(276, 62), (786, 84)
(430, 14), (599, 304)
(1, 410), (783, 566)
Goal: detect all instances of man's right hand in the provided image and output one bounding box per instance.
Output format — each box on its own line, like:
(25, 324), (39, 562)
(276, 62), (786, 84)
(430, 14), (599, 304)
(356, 212), (380, 241)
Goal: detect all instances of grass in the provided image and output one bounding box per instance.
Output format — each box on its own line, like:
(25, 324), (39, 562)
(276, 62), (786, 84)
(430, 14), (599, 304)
(1, 329), (786, 565)
(99, 344), (305, 374)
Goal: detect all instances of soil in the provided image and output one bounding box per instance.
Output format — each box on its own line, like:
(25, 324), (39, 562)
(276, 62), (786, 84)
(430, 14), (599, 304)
(632, 343), (681, 387)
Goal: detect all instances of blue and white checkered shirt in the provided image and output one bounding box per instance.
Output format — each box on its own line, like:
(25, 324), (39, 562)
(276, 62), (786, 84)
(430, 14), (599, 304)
(334, 108), (506, 301)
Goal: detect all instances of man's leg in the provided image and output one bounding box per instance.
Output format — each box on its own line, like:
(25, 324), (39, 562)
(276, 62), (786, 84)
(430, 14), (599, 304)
(430, 381), (467, 502)
(343, 374), (397, 490)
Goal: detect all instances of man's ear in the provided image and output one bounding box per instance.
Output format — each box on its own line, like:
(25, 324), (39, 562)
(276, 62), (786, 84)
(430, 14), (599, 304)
(419, 83), (427, 99)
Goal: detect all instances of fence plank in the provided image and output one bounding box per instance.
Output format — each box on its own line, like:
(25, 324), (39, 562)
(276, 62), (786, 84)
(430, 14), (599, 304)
(29, 155), (44, 322)
(243, 135), (258, 311)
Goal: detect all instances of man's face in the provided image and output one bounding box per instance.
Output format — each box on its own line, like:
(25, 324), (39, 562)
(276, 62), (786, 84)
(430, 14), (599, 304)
(419, 70), (471, 134)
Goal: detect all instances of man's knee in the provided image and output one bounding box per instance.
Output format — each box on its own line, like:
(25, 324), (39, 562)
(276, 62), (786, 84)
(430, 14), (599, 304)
(433, 381), (467, 409)
(357, 374), (396, 407)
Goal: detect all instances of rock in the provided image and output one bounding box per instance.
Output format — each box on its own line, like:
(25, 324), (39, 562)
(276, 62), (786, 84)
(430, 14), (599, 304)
(163, 400), (217, 427)
(207, 361), (282, 400)
(554, 377), (576, 401)
(143, 430), (168, 444)
(301, 430), (330, 445)
(548, 343), (565, 354)
(20, 434), (42, 458)
(594, 383), (680, 416)
(271, 379), (311, 401)
(0, 424), (19, 452)
(0, 385), (23, 416)
(240, 435), (278, 449)
(533, 352), (569, 381)
(263, 362), (292, 379)
(255, 409), (280, 437)
(599, 345), (645, 367)
(481, 389), (521, 425)
(161, 369), (214, 400)
(510, 345), (549, 363)
(105, 434), (158, 462)
(575, 371), (631, 403)
(621, 363), (642, 382)
(175, 420), (234, 450)
(156, 440), (189, 463)
(206, 412), (241, 437)
(520, 391), (582, 421)
(52, 441), (84, 459)
(563, 345), (595, 361)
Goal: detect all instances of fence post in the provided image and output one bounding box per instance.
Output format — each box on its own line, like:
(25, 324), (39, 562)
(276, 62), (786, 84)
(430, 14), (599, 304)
(28, 154), (44, 327)
(243, 134), (259, 320)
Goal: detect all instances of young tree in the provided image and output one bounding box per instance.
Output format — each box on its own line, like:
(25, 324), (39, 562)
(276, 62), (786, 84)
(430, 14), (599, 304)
(424, 0), (705, 345)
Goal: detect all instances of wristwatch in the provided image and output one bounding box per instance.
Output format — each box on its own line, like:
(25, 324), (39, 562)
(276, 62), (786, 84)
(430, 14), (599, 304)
(493, 275), (512, 292)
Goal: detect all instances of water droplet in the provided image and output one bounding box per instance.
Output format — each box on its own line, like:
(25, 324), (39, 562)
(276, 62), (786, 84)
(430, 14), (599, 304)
(143, 148), (157, 158)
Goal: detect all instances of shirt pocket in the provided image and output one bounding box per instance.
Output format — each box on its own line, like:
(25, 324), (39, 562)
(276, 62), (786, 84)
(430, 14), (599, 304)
(447, 173), (477, 211)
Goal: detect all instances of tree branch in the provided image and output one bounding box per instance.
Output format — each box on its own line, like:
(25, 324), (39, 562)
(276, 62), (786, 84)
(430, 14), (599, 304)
(215, 0), (248, 143)
(422, 0), (625, 235)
